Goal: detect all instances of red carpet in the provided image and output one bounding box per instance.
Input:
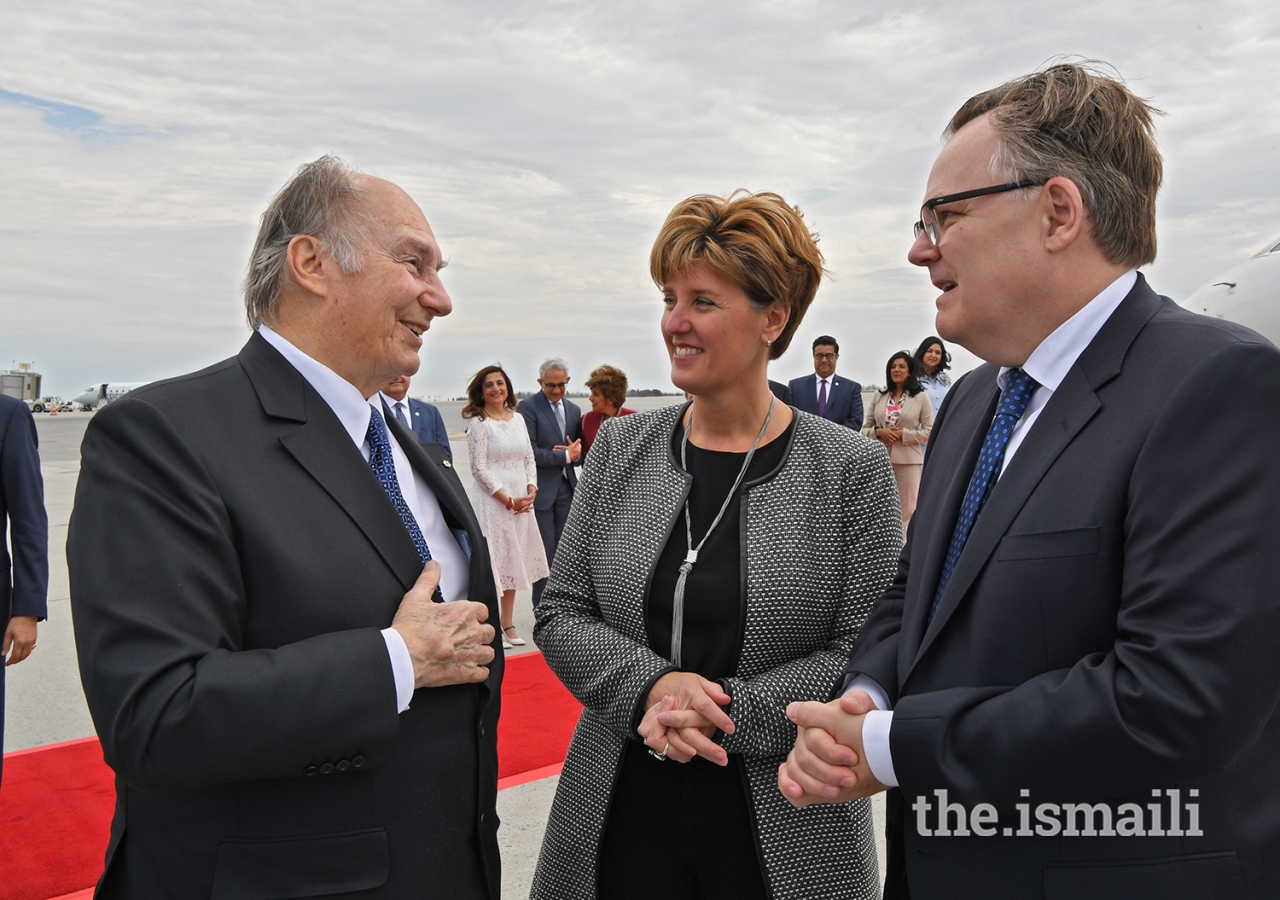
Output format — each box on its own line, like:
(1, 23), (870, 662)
(0, 650), (581, 900)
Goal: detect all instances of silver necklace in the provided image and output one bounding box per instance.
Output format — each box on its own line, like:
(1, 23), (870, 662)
(670, 396), (776, 667)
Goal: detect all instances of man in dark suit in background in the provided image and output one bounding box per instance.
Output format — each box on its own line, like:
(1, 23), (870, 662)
(518, 358), (581, 606)
(780, 64), (1280, 898)
(788, 335), (863, 428)
(69, 156), (501, 898)
(382, 374), (452, 461)
(1, 394), (48, 785)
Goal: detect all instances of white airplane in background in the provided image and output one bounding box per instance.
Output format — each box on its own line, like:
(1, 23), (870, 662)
(72, 382), (148, 410)
(1183, 235), (1280, 341)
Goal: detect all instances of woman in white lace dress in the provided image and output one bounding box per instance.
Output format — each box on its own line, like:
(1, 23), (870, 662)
(464, 365), (550, 648)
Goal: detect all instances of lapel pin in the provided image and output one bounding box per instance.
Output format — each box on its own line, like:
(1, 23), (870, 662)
(442, 460), (452, 468)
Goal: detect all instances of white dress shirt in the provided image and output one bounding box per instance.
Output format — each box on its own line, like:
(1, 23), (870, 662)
(259, 326), (471, 713)
(850, 270), (1138, 788)
(552, 399), (572, 466)
(381, 393), (411, 429)
(816, 376), (832, 404)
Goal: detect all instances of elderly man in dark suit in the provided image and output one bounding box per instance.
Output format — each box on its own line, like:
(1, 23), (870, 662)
(781, 64), (1280, 898)
(518, 358), (581, 606)
(788, 335), (862, 428)
(69, 156), (501, 899)
(1, 394), (49, 784)
(382, 374), (452, 461)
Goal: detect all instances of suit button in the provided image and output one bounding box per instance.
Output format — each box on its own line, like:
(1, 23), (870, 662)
(337, 759), (351, 772)
(304, 765), (319, 777)
(352, 756), (366, 768)
(320, 763), (336, 775)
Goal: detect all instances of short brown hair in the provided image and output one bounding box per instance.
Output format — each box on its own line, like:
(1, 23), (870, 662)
(946, 61), (1162, 268)
(585, 365), (628, 408)
(462, 365), (518, 420)
(649, 191), (824, 359)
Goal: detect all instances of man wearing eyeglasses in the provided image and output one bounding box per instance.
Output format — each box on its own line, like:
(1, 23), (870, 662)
(788, 335), (863, 429)
(780, 63), (1280, 898)
(518, 357), (582, 606)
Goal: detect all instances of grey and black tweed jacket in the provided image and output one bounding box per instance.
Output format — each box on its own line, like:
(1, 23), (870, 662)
(531, 402), (903, 900)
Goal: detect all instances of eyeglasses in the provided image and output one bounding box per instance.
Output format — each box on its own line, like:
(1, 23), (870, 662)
(913, 179), (1045, 247)
(542, 381), (568, 390)
(813, 352), (838, 360)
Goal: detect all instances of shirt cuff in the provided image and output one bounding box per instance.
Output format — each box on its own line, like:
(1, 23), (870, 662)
(861, 710), (898, 788)
(842, 674), (892, 714)
(563, 449), (572, 465)
(381, 627), (415, 713)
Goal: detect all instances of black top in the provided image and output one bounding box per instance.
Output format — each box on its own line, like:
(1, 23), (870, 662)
(647, 414), (795, 680)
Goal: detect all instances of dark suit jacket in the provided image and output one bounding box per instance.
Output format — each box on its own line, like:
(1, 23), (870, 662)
(788, 373), (863, 429)
(405, 397), (452, 461)
(844, 275), (1280, 898)
(1, 394), (49, 783)
(68, 334), (503, 900)
(768, 379), (793, 405)
(517, 391), (581, 511)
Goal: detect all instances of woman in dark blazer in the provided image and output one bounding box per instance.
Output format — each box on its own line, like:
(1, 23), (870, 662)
(531, 191), (902, 900)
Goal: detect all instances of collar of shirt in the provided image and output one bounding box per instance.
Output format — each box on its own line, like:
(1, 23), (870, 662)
(380, 392), (408, 416)
(258, 325), (375, 449)
(992, 269), (1136, 476)
(997, 269), (1137, 394)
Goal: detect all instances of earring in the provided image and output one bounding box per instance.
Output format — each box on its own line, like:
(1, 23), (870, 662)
(766, 338), (773, 348)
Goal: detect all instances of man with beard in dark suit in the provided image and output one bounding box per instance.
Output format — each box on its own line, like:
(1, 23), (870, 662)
(69, 156), (501, 899)
(780, 64), (1280, 899)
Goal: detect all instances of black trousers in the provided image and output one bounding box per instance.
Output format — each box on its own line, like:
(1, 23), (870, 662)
(532, 480), (572, 606)
(598, 741), (768, 900)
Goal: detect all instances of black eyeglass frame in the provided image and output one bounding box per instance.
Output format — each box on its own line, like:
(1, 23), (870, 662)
(913, 179), (1046, 246)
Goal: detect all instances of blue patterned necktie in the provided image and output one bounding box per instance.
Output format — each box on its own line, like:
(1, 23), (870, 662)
(392, 401), (409, 428)
(366, 408), (443, 601)
(929, 368), (1039, 621)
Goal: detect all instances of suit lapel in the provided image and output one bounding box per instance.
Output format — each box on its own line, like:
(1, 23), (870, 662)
(901, 373), (1000, 669)
(240, 335), (426, 593)
(909, 277), (1165, 668)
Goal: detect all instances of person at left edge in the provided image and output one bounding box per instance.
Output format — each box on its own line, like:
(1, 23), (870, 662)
(383, 373), (452, 461)
(519, 358), (582, 606)
(2, 393), (49, 786)
(67, 156), (501, 899)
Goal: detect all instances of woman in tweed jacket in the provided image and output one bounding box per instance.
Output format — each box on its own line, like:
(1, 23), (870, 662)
(531, 191), (903, 900)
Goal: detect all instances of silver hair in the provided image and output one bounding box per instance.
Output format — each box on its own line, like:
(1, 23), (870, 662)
(538, 357), (571, 379)
(242, 155), (375, 329)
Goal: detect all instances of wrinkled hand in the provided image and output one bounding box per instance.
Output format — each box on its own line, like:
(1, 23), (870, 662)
(778, 690), (886, 806)
(554, 438), (583, 462)
(3, 616), (37, 666)
(392, 562), (495, 688)
(638, 672), (735, 766)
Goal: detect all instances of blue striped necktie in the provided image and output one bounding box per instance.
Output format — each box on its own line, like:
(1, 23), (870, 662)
(366, 408), (443, 601)
(929, 368), (1038, 621)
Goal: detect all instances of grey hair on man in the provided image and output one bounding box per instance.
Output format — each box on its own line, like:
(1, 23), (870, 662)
(945, 61), (1163, 269)
(538, 357), (571, 379)
(243, 155), (375, 328)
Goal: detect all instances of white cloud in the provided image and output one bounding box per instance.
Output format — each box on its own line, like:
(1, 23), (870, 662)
(1, 0), (1278, 397)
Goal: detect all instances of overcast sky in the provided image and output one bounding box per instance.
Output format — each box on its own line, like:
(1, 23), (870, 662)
(2, 1), (1278, 399)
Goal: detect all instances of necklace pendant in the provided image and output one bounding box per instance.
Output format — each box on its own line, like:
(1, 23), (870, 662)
(684, 549), (698, 565)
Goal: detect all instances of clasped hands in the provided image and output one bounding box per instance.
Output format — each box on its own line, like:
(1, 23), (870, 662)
(874, 427), (903, 445)
(777, 690), (887, 807)
(637, 672), (736, 766)
(493, 487), (536, 513)
(391, 562), (495, 689)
